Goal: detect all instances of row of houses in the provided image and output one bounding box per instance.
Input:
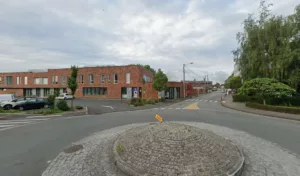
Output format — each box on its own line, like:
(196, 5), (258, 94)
(0, 65), (212, 99)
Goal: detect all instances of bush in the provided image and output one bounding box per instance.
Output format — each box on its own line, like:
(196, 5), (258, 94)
(246, 102), (300, 114)
(232, 94), (263, 104)
(47, 95), (56, 108)
(146, 99), (156, 105)
(76, 106), (84, 110)
(130, 98), (145, 106)
(233, 94), (300, 106)
(56, 100), (70, 111)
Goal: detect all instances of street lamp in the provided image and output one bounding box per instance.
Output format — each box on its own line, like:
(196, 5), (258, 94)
(183, 62), (194, 98)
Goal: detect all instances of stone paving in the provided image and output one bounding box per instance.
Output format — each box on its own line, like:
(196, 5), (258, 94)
(42, 122), (300, 176)
(114, 123), (244, 176)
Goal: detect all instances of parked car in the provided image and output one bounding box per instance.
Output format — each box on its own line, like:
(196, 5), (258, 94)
(0, 98), (28, 110)
(0, 94), (15, 103)
(55, 93), (74, 100)
(14, 98), (48, 111)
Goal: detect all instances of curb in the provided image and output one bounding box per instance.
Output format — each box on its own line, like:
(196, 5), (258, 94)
(220, 98), (300, 122)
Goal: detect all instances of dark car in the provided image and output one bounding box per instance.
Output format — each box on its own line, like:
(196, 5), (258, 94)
(14, 98), (48, 111)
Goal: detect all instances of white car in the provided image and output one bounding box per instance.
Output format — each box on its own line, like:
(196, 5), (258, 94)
(56, 93), (74, 100)
(0, 98), (28, 110)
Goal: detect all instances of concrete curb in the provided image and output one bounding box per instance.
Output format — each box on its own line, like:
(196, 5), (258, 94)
(220, 98), (300, 122)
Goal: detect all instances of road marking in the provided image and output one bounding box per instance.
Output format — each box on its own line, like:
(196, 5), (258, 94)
(215, 101), (218, 103)
(102, 106), (114, 110)
(204, 100), (208, 102)
(176, 108), (181, 109)
(0, 124), (15, 128)
(0, 118), (50, 132)
(183, 102), (200, 110)
(209, 100), (213, 102)
(161, 108), (165, 110)
(26, 115), (61, 118)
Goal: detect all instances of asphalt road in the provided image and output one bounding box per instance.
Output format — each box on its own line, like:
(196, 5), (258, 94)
(1, 92), (300, 176)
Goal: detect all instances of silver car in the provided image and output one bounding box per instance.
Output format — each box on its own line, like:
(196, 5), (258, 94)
(0, 98), (28, 110)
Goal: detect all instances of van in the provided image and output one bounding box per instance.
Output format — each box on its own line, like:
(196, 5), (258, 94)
(0, 94), (15, 103)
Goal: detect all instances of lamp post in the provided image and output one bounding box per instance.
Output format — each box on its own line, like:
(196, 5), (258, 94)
(183, 62), (193, 98)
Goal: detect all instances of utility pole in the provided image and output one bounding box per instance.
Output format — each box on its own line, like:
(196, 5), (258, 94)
(183, 64), (186, 98)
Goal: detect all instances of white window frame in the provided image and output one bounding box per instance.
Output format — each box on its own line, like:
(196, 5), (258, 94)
(24, 76), (28, 85)
(55, 76), (58, 84)
(16, 76), (20, 85)
(114, 73), (118, 84)
(126, 73), (130, 84)
(108, 74), (110, 84)
(89, 74), (94, 84)
(101, 74), (105, 83)
(62, 76), (65, 84)
(43, 78), (48, 85)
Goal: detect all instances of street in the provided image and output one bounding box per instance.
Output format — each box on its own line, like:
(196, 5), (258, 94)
(0, 92), (300, 176)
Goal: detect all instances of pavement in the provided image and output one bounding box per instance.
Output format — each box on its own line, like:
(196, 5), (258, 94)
(1, 92), (300, 176)
(221, 95), (300, 121)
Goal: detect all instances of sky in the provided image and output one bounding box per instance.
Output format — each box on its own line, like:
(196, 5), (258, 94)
(0, 0), (299, 84)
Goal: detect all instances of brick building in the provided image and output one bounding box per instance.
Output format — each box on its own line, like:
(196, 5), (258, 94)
(0, 65), (157, 99)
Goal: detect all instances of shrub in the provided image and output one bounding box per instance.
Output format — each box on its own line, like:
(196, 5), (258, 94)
(47, 95), (56, 108)
(246, 102), (300, 114)
(146, 99), (156, 104)
(130, 98), (145, 106)
(56, 100), (70, 111)
(232, 94), (263, 104)
(75, 106), (84, 110)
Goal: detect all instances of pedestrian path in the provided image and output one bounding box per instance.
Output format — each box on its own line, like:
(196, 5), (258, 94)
(185, 99), (219, 103)
(0, 118), (50, 131)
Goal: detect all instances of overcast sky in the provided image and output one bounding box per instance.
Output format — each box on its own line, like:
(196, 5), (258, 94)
(0, 0), (299, 83)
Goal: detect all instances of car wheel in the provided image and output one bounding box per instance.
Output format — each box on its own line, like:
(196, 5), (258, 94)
(4, 105), (12, 110)
(64, 97), (67, 100)
(19, 106), (24, 111)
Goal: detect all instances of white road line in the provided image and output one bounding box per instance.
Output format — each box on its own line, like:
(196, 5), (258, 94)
(215, 101), (218, 103)
(204, 100), (208, 102)
(102, 106), (114, 110)
(176, 108), (181, 109)
(0, 124), (15, 128)
(161, 108), (165, 110)
(209, 100), (213, 102)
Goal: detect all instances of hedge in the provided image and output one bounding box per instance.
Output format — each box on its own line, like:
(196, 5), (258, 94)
(246, 102), (300, 114)
(233, 94), (300, 106)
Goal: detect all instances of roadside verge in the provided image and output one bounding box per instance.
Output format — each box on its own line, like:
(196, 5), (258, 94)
(220, 96), (300, 121)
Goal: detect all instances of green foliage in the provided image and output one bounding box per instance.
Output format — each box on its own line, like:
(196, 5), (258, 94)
(0, 108), (20, 113)
(146, 99), (156, 104)
(54, 89), (60, 97)
(47, 95), (56, 108)
(56, 100), (70, 111)
(232, 94), (263, 103)
(75, 106), (84, 110)
(152, 69), (168, 92)
(130, 98), (145, 107)
(116, 144), (124, 153)
(238, 78), (296, 98)
(225, 75), (242, 90)
(233, 1), (300, 92)
(27, 109), (63, 115)
(246, 102), (300, 114)
(68, 66), (78, 109)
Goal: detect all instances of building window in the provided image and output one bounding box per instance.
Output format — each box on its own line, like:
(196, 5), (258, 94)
(34, 78), (48, 85)
(101, 74), (105, 83)
(0, 77), (2, 84)
(5, 76), (13, 85)
(17, 76), (21, 85)
(52, 76), (58, 84)
(114, 73), (118, 84)
(143, 75), (152, 83)
(62, 76), (65, 84)
(24, 76), (28, 85)
(126, 73), (130, 84)
(36, 88), (41, 97)
(24, 89), (32, 97)
(108, 74), (110, 84)
(78, 75), (84, 84)
(44, 88), (50, 96)
(89, 74), (94, 84)
(83, 87), (107, 96)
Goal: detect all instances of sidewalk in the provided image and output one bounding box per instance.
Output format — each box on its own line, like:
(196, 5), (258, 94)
(220, 95), (300, 121)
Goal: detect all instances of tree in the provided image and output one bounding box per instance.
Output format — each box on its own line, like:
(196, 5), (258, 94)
(68, 66), (78, 109)
(152, 69), (168, 97)
(143, 65), (156, 74)
(233, 1), (300, 92)
(225, 76), (243, 90)
(238, 78), (296, 104)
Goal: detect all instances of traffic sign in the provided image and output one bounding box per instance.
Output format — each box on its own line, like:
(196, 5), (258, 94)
(155, 114), (163, 123)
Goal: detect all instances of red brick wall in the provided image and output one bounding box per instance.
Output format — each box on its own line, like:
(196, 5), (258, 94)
(0, 65), (157, 99)
(168, 82), (184, 98)
(0, 88), (23, 97)
(142, 83), (158, 99)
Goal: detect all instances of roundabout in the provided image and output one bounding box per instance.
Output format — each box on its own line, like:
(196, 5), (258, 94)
(42, 122), (300, 176)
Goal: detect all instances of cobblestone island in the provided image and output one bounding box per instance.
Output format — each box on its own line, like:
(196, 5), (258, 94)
(113, 123), (244, 176)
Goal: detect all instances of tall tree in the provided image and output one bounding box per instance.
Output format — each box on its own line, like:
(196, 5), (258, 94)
(143, 65), (156, 74)
(68, 66), (78, 109)
(152, 69), (168, 96)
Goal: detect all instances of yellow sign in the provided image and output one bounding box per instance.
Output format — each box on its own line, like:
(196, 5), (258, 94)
(155, 114), (163, 123)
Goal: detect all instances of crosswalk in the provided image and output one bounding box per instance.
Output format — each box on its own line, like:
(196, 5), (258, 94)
(0, 118), (50, 131)
(185, 99), (219, 103)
